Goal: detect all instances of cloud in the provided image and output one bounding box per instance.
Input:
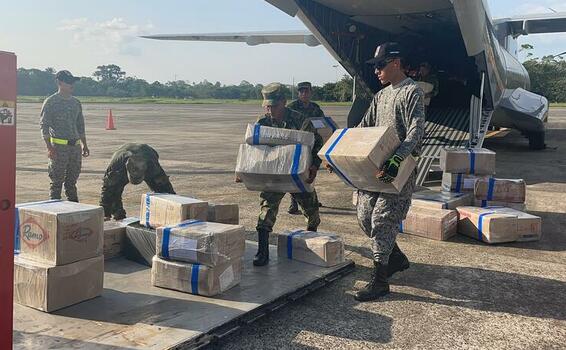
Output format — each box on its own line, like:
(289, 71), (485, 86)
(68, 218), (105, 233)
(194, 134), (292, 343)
(58, 17), (153, 56)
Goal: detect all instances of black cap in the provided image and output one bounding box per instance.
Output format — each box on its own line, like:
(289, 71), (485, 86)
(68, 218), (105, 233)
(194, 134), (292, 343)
(297, 81), (312, 90)
(366, 42), (403, 65)
(56, 70), (80, 84)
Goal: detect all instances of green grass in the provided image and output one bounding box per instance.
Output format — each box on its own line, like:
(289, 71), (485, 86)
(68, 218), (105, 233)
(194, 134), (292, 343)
(17, 95), (354, 107)
(550, 103), (566, 107)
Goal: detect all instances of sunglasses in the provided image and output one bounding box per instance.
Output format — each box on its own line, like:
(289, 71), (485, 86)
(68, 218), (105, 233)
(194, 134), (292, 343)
(374, 59), (395, 70)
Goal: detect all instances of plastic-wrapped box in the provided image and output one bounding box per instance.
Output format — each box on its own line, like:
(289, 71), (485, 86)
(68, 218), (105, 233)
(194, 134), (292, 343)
(474, 199), (526, 211)
(207, 203), (239, 225)
(439, 148), (496, 175)
(318, 126), (416, 194)
(411, 190), (473, 210)
(277, 230), (344, 267)
(244, 123), (314, 147)
(309, 116), (338, 143)
(474, 178), (526, 203)
(235, 143), (314, 193)
(457, 206), (541, 243)
(442, 173), (490, 193)
(15, 200), (103, 265)
(400, 207), (458, 241)
(156, 220), (245, 266)
(14, 255), (103, 312)
(103, 217), (139, 259)
(151, 256), (242, 297)
(139, 194), (208, 229)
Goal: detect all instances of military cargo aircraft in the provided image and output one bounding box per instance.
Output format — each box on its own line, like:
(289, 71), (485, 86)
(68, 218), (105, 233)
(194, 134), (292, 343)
(143, 0), (566, 184)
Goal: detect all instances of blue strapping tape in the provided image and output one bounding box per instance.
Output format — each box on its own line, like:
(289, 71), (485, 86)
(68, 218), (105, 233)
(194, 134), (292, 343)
(253, 124), (261, 145)
(291, 144), (308, 193)
(161, 219), (202, 259)
(487, 177), (496, 201)
(191, 263), (200, 294)
(145, 193), (151, 228)
(399, 221), (404, 233)
(455, 173), (463, 192)
(324, 129), (355, 188)
(287, 230), (305, 259)
(323, 116), (337, 132)
(481, 200), (488, 208)
(478, 211), (495, 241)
(468, 149), (476, 174)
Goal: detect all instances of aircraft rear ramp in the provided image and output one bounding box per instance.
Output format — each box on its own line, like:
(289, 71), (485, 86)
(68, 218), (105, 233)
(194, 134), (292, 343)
(13, 242), (354, 350)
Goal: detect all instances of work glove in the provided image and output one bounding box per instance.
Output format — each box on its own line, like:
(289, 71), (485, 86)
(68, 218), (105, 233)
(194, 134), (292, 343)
(377, 154), (404, 183)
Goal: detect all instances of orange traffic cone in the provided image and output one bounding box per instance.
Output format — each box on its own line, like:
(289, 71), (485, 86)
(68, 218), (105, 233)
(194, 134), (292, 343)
(106, 109), (116, 130)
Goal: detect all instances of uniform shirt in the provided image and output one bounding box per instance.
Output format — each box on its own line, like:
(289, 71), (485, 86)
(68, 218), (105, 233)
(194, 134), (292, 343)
(104, 143), (164, 186)
(256, 107), (323, 167)
(40, 92), (85, 141)
(359, 77), (425, 158)
(287, 99), (325, 120)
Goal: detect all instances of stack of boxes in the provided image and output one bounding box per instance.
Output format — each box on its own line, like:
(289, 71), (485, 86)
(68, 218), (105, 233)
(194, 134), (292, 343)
(13, 200), (104, 312)
(401, 147), (541, 244)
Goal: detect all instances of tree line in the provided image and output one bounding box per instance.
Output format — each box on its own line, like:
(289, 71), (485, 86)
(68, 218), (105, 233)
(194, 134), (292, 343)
(17, 64), (355, 102)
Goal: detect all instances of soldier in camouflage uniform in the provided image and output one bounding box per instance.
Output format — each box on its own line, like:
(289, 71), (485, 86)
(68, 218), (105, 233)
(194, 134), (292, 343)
(40, 70), (90, 202)
(100, 143), (175, 220)
(354, 42), (425, 301)
(242, 82), (323, 266)
(286, 81), (324, 214)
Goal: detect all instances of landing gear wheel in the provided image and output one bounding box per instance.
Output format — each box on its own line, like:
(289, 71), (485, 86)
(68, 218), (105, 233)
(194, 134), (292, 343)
(528, 131), (546, 150)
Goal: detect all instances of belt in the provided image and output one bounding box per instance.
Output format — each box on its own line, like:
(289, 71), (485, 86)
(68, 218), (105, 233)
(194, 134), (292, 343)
(50, 137), (80, 146)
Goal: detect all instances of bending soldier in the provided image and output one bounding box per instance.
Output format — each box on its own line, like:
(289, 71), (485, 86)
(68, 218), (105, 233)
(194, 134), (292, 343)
(100, 143), (175, 220)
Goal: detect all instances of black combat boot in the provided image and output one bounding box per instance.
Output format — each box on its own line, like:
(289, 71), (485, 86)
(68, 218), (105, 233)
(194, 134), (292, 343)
(387, 243), (410, 277)
(355, 262), (390, 302)
(288, 198), (301, 215)
(253, 230), (270, 266)
(306, 226), (318, 232)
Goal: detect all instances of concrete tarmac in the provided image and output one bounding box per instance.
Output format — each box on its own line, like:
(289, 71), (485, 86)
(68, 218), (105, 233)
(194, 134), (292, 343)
(15, 103), (566, 349)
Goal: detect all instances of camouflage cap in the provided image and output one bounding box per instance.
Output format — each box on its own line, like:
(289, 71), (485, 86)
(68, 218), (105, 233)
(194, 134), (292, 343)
(261, 82), (286, 107)
(56, 70), (80, 84)
(297, 81), (312, 90)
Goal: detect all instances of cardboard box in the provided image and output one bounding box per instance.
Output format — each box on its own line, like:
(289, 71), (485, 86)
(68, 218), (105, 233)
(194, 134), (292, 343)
(474, 199), (526, 212)
(442, 173), (490, 193)
(244, 123), (314, 147)
(156, 220), (245, 266)
(207, 203), (239, 225)
(139, 194), (208, 229)
(277, 230), (344, 267)
(318, 127), (416, 193)
(411, 190), (473, 210)
(151, 256), (242, 297)
(124, 224), (156, 266)
(15, 200), (103, 265)
(440, 148), (496, 175)
(474, 178), (526, 203)
(401, 207), (458, 241)
(235, 143), (314, 193)
(14, 255), (103, 312)
(457, 206), (541, 243)
(103, 217), (139, 259)
(309, 116), (338, 143)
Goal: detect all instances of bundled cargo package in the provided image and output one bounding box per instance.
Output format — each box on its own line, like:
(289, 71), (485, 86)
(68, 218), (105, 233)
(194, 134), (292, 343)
(15, 200), (103, 265)
(151, 256), (242, 297)
(457, 206), (541, 243)
(411, 190), (473, 210)
(474, 199), (526, 212)
(442, 173), (490, 193)
(124, 224), (157, 266)
(156, 220), (245, 266)
(440, 148), (496, 175)
(103, 217), (139, 259)
(235, 143), (314, 193)
(400, 207), (458, 241)
(318, 127), (417, 193)
(14, 255), (104, 312)
(244, 123), (315, 147)
(207, 203), (239, 225)
(309, 116), (338, 143)
(277, 229), (344, 267)
(474, 178), (526, 203)
(139, 193), (208, 229)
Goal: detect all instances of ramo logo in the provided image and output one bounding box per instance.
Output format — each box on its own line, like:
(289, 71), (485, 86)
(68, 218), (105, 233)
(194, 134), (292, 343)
(20, 218), (49, 249)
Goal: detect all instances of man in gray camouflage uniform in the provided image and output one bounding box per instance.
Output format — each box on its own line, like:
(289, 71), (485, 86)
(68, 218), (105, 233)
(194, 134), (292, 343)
(40, 70), (90, 202)
(354, 42), (425, 301)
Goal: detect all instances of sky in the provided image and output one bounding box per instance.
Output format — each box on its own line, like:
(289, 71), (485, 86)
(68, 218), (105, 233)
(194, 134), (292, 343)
(1, 0), (565, 86)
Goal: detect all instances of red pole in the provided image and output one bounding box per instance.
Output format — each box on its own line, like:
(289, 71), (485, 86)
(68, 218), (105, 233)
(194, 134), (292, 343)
(0, 50), (17, 349)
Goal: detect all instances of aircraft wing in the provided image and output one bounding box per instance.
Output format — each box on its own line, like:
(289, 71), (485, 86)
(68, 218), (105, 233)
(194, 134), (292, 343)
(141, 30), (320, 47)
(494, 12), (566, 36)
